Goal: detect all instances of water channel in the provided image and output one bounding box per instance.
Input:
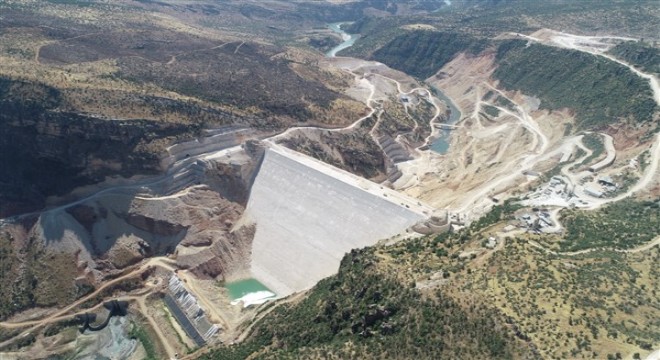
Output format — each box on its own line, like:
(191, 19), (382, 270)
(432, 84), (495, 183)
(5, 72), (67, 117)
(326, 22), (359, 57)
(429, 86), (462, 154)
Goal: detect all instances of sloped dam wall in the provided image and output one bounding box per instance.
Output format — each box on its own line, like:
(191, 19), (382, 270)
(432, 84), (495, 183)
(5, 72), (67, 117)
(245, 145), (433, 296)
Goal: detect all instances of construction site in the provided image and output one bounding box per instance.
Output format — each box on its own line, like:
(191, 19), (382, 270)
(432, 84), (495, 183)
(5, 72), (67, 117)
(0, 8), (658, 358)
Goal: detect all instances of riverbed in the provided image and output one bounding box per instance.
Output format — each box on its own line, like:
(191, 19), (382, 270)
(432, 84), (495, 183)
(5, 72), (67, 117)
(326, 22), (359, 57)
(429, 86), (462, 154)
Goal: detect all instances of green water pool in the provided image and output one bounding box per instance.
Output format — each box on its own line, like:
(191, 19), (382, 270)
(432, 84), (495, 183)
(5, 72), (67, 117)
(225, 278), (273, 300)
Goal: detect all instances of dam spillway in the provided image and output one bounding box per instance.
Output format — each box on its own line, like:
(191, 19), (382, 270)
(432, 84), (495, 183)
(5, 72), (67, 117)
(245, 145), (433, 296)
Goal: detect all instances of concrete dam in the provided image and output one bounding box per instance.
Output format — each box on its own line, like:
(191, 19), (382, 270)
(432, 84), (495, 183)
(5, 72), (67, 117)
(245, 145), (433, 296)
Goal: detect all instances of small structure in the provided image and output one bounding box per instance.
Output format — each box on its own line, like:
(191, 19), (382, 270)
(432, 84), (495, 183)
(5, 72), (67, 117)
(584, 187), (603, 198)
(539, 217), (553, 227)
(450, 223), (465, 232)
(598, 176), (617, 187)
(449, 212), (466, 226)
(485, 237), (497, 249)
(502, 225), (516, 232)
(412, 212), (450, 234)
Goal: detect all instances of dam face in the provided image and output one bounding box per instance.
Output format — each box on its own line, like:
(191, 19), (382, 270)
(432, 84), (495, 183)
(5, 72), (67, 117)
(245, 145), (432, 296)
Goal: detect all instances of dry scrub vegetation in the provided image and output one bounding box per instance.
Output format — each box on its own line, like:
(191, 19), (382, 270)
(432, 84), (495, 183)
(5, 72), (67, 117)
(0, 1), (365, 127)
(0, 0), (367, 215)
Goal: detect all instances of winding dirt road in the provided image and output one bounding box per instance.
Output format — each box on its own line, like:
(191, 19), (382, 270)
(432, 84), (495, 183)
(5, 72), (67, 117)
(454, 83), (549, 213)
(136, 295), (177, 359)
(0, 257), (176, 350)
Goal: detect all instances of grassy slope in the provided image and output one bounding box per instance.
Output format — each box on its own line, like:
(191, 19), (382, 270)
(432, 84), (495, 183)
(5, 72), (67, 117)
(371, 30), (487, 79)
(0, 232), (83, 320)
(473, 240), (659, 359)
(559, 199), (660, 252)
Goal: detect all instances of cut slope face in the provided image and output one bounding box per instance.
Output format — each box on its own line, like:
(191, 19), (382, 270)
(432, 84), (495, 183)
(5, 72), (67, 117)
(246, 145), (432, 296)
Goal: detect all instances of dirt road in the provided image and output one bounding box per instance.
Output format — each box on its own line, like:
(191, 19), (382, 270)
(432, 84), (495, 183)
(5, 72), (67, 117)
(528, 235), (660, 257)
(0, 257), (177, 351)
(136, 296), (177, 359)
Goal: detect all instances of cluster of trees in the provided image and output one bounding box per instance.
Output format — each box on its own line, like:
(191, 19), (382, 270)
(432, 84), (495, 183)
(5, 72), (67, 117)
(371, 30), (488, 79)
(129, 322), (158, 360)
(482, 104), (501, 118)
(494, 40), (658, 129)
(307, 36), (342, 53)
(0, 233), (81, 321)
(575, 133), (605, 168)
(608, 41), (660, 75)
(560, 198), (660, 251)
(0, 233), (28, 320)
(469, 199), (522, 232)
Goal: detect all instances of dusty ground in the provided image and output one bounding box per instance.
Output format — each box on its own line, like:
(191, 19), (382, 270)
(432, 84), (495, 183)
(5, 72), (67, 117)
(2, 16), (659, 358)
(390, 52), (568, 220)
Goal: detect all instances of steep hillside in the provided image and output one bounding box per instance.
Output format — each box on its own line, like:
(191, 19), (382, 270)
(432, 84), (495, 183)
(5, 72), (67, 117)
(0, 2), (368, 216)
(0, 229), (84, 320)
(371, 30), (488, 79)
(358, 29), (657, 130)
(0, 77), (195, 217)
(343, 0), (659, 59)
(190, 192), (660, 359)
(608, 41), (660, 75)
(493, 40), (658, 129)
(199, 248), (536, 360)
(1, 1), (658, 359)
(116, 42), (342, 122)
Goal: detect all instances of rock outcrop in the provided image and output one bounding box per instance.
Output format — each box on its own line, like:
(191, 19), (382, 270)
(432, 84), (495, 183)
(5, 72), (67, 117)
(177, 225), (256, 280)
(0, 78), (194, 217)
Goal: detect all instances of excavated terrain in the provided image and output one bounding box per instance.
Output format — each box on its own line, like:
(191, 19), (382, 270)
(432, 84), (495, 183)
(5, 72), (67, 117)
(395, 51), (570, 218)
(1, 2), (658, 359)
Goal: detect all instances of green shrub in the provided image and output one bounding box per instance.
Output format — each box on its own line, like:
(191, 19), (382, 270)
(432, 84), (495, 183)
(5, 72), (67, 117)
(372, 31), (488, 79)
(494, 40), (658, 129)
